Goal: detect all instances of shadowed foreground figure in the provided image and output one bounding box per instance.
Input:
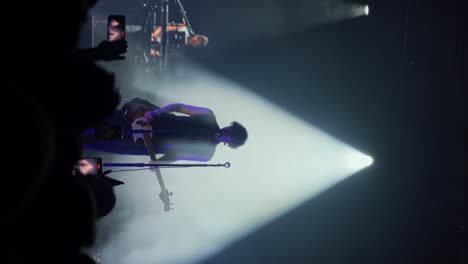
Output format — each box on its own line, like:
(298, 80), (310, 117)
(5, 0), (121, 263)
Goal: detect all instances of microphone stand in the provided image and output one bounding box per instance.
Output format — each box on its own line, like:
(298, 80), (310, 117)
(175, 0), (195, 36)
(160, 0), (169, 70)
(139, 0), (196, 72)
(160, 0), (195, 70)
(140, 0), (159, 69)
(103, 162), (231, 168)
(102, 161), (230, 212)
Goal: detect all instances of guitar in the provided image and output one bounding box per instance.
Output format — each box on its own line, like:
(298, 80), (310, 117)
(122, 98), (173, 211)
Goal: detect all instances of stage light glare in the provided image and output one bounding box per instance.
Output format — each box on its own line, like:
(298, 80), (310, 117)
(363, 155), (373, 167)
(364, 5), (370, 16)
(346, 152), (374, 170)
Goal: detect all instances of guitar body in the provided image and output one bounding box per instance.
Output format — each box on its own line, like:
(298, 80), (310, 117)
(121, 97), (160, 143)
(130, 117), (153, 143)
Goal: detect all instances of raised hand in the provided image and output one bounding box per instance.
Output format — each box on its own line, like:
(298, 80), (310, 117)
(97, 40), (128, 61)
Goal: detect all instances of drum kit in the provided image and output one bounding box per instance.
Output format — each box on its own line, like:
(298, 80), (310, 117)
(89, 1), (202, 73)
(135, 0), (198, 71)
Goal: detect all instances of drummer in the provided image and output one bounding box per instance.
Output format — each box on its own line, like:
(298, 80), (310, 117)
(151, 23), (209, 48)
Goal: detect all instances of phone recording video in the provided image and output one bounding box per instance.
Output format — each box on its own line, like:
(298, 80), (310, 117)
(107, 15), (126, 42)
(73, 157), (103, 176)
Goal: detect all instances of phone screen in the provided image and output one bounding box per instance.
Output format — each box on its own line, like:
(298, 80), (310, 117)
(73, 158), (102, 176)
(107, 15), (126, 42)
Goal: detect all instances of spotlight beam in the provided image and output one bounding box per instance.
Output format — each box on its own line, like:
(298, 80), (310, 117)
(87, 63), (374, 264)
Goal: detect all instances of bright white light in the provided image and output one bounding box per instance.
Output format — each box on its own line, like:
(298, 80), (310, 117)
(346, 152), (373, 170)
(346, 4), (371, 18)
(85, 62), (373, 264)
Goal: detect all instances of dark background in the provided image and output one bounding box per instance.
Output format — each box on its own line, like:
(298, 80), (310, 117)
(85, 0), (465, 263)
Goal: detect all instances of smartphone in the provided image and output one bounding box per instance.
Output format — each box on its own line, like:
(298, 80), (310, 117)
(73, 157), (103, 176)
(107, 15), (126, 42)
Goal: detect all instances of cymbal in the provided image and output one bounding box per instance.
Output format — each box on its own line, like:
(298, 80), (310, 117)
(92, 20), (142, 33)
(126, 25), (142, 33)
